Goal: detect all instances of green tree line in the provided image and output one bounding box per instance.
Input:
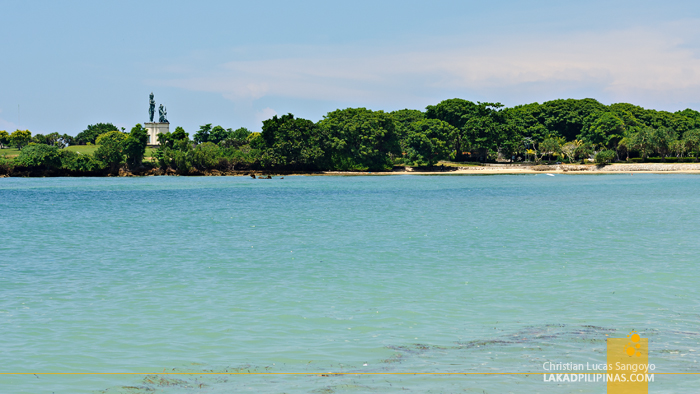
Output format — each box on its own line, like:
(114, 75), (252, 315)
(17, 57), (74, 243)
(3, 98), (700, 175)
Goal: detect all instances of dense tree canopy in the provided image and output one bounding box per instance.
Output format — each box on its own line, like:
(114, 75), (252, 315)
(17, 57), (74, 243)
(122, 124), (149, 168)
(9, 130), (32, 150)
(76, 123), (118, 145)
(94, 131), (127, 173)
(5, 98), (700, 176)
(256, 114), (326, 169)
(403, 119), (456, 166)
(319, 108), (401, 171)
(0, 130), (10, 148)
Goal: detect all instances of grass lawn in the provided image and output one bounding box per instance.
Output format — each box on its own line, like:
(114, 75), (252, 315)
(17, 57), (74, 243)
(2, 145), (158, 161)
(65, 145), (100, 154)
(0, 147), (21, 157)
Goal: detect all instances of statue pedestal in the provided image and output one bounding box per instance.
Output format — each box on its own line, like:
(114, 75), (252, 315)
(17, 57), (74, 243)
(145, 122), (169, 146)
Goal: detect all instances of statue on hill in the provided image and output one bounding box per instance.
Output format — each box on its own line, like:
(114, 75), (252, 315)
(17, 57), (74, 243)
(159, 104), (169, 123)
(149, 92), (155, 122)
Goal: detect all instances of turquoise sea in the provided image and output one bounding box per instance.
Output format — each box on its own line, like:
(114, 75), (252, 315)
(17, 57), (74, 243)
(1, 174), (699, 393)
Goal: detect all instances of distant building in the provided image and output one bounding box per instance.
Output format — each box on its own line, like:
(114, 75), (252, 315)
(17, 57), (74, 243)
(144, 122), (169, 146)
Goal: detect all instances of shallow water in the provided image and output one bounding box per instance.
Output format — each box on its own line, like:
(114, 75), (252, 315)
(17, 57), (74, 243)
(1, 174), (699, 393)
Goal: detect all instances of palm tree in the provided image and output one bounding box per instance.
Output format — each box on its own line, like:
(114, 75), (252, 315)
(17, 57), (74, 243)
(617, 129), (637, 161)
(682, 129), (700, 161)
(630, 127), (655, 160)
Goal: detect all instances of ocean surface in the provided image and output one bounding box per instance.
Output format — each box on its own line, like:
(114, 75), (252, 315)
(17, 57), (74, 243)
(1, 174), (699, 393)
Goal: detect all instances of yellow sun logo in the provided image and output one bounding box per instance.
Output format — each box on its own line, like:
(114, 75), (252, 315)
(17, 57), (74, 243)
(625, 331), (642, 357)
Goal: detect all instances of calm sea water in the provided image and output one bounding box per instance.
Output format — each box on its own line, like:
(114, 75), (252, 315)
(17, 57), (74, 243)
(1, 174), (699, 393)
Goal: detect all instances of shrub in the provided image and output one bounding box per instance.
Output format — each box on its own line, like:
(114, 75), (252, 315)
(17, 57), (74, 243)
(0, 156), (14, 174)
(15, 144), (62, 169)
(94, 131), (127, 173)
(60, 150), (104, 172)
(594, 149), (615, 164)
(192, 142), (221, 170)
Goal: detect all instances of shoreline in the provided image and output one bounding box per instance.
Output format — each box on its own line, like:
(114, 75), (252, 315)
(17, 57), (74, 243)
(4, 163), (700, 178)
(349, 163), (700, 176)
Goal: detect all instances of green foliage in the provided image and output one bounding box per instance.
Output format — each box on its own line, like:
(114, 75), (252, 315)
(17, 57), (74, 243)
(319, 108), (401, 171)
(193, 124), (212, 144)
(391, 109), (425, 141)
(538, 137), (561, 162)
(95, 130), (127, 145)
(594, 149), (616, 164)
(464, 102), (523, 159)
(15, 144), (62, 169)
(172, 126), (188, 141)
(157, 127), (189, 149)
(208, 126), (229, 144)
(31, 132), (70, 147)
(425, 99), (479, 160)
(59, 150), (104, 172)
(504, 103), (550, 144)
(403, 119), (456, 166)
(0, 130), (9, 148)
(76, 123), (118, 145)
(560, 140), (582, 164)
(0, 156), (14, 174)
(191, 142), (221, 169)
(123, 124), (149, 168)
(159, 141), (222, 173)
(539, 98), (607, 141)
(629, 127), (656, 159)
(579, 112), (625, 148)
(9, 130), (32, 150)
(425, 99), (478, 129)
(682, 129), (700, 158)
(27, 98), (696, 175)
(94, 131), (127, 173)
(259, 114), (325, 169)
(575, 142), (596, 162)
(220, 127), (252, 148)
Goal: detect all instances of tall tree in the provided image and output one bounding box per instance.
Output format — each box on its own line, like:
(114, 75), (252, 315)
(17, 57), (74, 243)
(123, 124), (149, 168)
(193, 124), (212, 144)
(258, 114), (325, 169)
(682, 129), (700, 160)
(578, 112), (625, 148)
(76, 123), (118, 145)
(319, 108), (401, 171)
(630, 127), (657, 159)
(0, 130), (9, 148)
(94, 131), (127, 173)
(463, 102), (520, 161)
(220, 127), (252, 148)
(9, 130), (32, 150)
(403, 119), (456, 166)
(539, 98), (607, 141)
(425, 99), (479, 160)
(208, 125), (229, 144)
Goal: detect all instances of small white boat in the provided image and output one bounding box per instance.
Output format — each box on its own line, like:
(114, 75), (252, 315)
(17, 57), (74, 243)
(546, 173), (555, 176)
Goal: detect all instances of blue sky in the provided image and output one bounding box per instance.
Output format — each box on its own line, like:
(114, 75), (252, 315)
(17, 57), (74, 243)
(1, 0), (700, 135)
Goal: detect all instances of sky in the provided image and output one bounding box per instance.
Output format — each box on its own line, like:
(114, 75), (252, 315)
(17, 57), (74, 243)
(1, 0), (700, 135)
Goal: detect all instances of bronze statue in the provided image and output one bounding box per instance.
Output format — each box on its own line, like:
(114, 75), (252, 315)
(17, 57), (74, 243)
(159, 104), (168, 123)
(148, 92), (155, 122)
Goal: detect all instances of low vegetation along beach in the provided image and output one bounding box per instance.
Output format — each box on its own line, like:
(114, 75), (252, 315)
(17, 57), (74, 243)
(2, 98), (700, 177)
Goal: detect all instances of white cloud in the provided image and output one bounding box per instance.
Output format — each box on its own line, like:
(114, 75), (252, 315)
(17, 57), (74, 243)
(155, 19), (700, 109)
(254, 107), (277, 124)
(0, 117), (17, 131)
